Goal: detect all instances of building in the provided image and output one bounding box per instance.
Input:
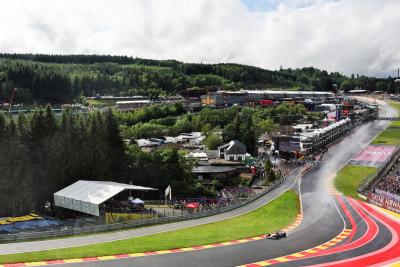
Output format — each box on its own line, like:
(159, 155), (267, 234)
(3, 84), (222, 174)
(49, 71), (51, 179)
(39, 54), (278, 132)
(177, 132), (204, 146)
(186, 145), (251, 185)
(200, 90), (334, 108)
(272, 118), (352, 158)
(218, 140), (247, 161)
(116, 100), (152, 111)
(192, 165), (249, 182)
(116, 96), (184, 112)
(348, 89), (368, 95)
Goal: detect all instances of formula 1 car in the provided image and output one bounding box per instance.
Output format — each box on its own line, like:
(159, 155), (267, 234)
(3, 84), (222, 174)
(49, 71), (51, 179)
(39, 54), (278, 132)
(266, 231), (287, 240)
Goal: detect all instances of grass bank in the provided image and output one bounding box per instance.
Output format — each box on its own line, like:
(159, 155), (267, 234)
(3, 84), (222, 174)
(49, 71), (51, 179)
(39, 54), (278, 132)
(0, 190), (299, 264)
(334, 165), (377, 199)
(372, 121), (400, 145)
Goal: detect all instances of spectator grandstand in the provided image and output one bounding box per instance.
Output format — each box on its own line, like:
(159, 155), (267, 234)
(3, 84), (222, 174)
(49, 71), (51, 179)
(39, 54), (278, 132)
(375, 158), (400, 198)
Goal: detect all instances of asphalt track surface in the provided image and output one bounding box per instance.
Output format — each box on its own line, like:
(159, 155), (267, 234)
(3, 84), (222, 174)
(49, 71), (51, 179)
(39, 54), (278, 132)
(46, 117), (395, 266)
(0, 164), (303, 255)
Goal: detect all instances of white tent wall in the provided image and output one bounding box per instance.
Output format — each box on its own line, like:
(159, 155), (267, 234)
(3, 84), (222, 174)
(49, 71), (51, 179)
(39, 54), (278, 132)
(73, 199), (82, 212)
(81, 201), (91, 215)
(89, 203), (99, 216)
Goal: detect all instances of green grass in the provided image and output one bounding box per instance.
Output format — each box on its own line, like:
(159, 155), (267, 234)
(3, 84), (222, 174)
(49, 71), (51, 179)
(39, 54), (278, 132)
(372, 121), (400, 145)
(334, 165), (377, 199)
(0, 191), (299, 264)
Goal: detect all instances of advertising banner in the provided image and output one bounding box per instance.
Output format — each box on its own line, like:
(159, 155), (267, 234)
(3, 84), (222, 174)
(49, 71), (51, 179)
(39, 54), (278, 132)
(367, 192), (400, 214)
(349, 145), (397, 167)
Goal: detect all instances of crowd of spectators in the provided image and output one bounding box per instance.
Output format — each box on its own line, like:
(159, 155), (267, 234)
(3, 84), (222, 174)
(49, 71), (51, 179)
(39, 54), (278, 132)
(376, 176), (400, 195)
(376, 162), (400, 195)
(224, 187), (255, 199)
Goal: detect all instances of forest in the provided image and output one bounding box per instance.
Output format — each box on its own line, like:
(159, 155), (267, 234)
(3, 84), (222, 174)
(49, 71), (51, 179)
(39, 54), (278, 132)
(0, 107), (208, 217)
(1, 53), (396, 105)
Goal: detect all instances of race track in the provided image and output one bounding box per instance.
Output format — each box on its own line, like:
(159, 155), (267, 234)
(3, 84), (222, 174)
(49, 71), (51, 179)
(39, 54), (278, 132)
(2, 101), (398, 267)
(0, 164), (303, 255)
(49, 115), (398, 266)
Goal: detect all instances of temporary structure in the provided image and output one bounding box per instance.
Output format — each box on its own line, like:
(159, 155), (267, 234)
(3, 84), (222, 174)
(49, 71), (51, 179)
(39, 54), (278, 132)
(54, 180), (156, 216)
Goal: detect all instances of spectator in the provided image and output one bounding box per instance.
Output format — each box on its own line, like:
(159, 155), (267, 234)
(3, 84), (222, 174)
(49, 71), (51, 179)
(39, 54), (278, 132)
(376, 176), (400, 195)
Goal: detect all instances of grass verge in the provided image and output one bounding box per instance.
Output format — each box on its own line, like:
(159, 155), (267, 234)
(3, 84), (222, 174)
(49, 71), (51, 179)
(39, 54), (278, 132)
(0, 190), (299, 264)
(372, 121), (400, 145)
(334, 165), (377, 199)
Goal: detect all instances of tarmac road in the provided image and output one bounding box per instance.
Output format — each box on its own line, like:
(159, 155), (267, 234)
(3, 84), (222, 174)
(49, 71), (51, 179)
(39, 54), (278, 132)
(53, 118), (393, 267)
(0, 164), (303, 255)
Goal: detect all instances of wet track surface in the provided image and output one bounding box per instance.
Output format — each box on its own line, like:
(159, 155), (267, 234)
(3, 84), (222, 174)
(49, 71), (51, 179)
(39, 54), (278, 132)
(0, 169), (302, 255)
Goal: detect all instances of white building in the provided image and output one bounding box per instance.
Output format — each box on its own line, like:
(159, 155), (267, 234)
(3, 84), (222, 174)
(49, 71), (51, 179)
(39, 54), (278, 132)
(177, 132), (204, 145)
(218, 140), (247, 161)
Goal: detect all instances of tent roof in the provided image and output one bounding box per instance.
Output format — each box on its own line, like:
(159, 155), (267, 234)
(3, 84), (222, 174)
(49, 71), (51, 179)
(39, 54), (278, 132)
(54, 180), (157, 205)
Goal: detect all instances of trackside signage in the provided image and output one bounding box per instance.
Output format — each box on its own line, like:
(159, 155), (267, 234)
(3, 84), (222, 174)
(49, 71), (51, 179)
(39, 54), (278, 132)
(367, 192), (400, 213)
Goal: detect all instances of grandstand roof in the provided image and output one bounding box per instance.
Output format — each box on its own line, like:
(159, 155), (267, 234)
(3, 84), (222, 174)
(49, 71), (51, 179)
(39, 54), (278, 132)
(240, 90), (334, 96)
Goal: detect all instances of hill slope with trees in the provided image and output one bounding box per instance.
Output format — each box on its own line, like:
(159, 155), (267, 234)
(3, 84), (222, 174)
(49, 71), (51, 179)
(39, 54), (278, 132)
(2, 53), (394, 105)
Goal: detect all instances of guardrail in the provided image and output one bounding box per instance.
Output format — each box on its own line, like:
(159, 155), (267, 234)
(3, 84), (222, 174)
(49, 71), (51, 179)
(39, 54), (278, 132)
(0, 177), (286, 243)
(0, 161), (325, 243)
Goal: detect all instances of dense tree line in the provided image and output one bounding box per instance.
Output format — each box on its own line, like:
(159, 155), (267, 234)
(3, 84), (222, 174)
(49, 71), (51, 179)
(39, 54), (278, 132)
(0, 60), (72, 103)
(1, 54), (398, 107)
(125, 145), (214, 199)
(0, 107), (125, 216)
(339, 74), (399, 94)
(0, 107), (203, 217)
(1, 53), (378, 106)
(115, 103), (186, 126)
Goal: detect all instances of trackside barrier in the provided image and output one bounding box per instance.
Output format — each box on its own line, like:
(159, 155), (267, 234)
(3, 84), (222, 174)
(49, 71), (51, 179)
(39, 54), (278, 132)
(300, 161), (322, 177)
(0, 162), (323, 243)
(0, 178), (286, 243)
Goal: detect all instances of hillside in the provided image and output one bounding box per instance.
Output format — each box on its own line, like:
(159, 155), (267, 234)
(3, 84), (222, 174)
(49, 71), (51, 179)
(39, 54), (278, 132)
(0, 53), (393, 104)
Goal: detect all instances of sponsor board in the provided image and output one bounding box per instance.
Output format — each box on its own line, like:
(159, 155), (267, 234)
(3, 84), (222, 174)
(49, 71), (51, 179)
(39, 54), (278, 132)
(367, 192), (400, 214)
(349, 145), (397, 167)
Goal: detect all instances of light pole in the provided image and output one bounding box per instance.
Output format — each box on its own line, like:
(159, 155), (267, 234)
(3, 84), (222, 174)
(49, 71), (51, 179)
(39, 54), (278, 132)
(8, 88), (17, 119)
(395, 67), (400, 96)
(395, 79), (400, 96)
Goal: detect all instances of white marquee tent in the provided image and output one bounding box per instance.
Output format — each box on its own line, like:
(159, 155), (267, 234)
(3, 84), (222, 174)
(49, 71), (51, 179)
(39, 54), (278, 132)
(54, 180), (157, 216)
